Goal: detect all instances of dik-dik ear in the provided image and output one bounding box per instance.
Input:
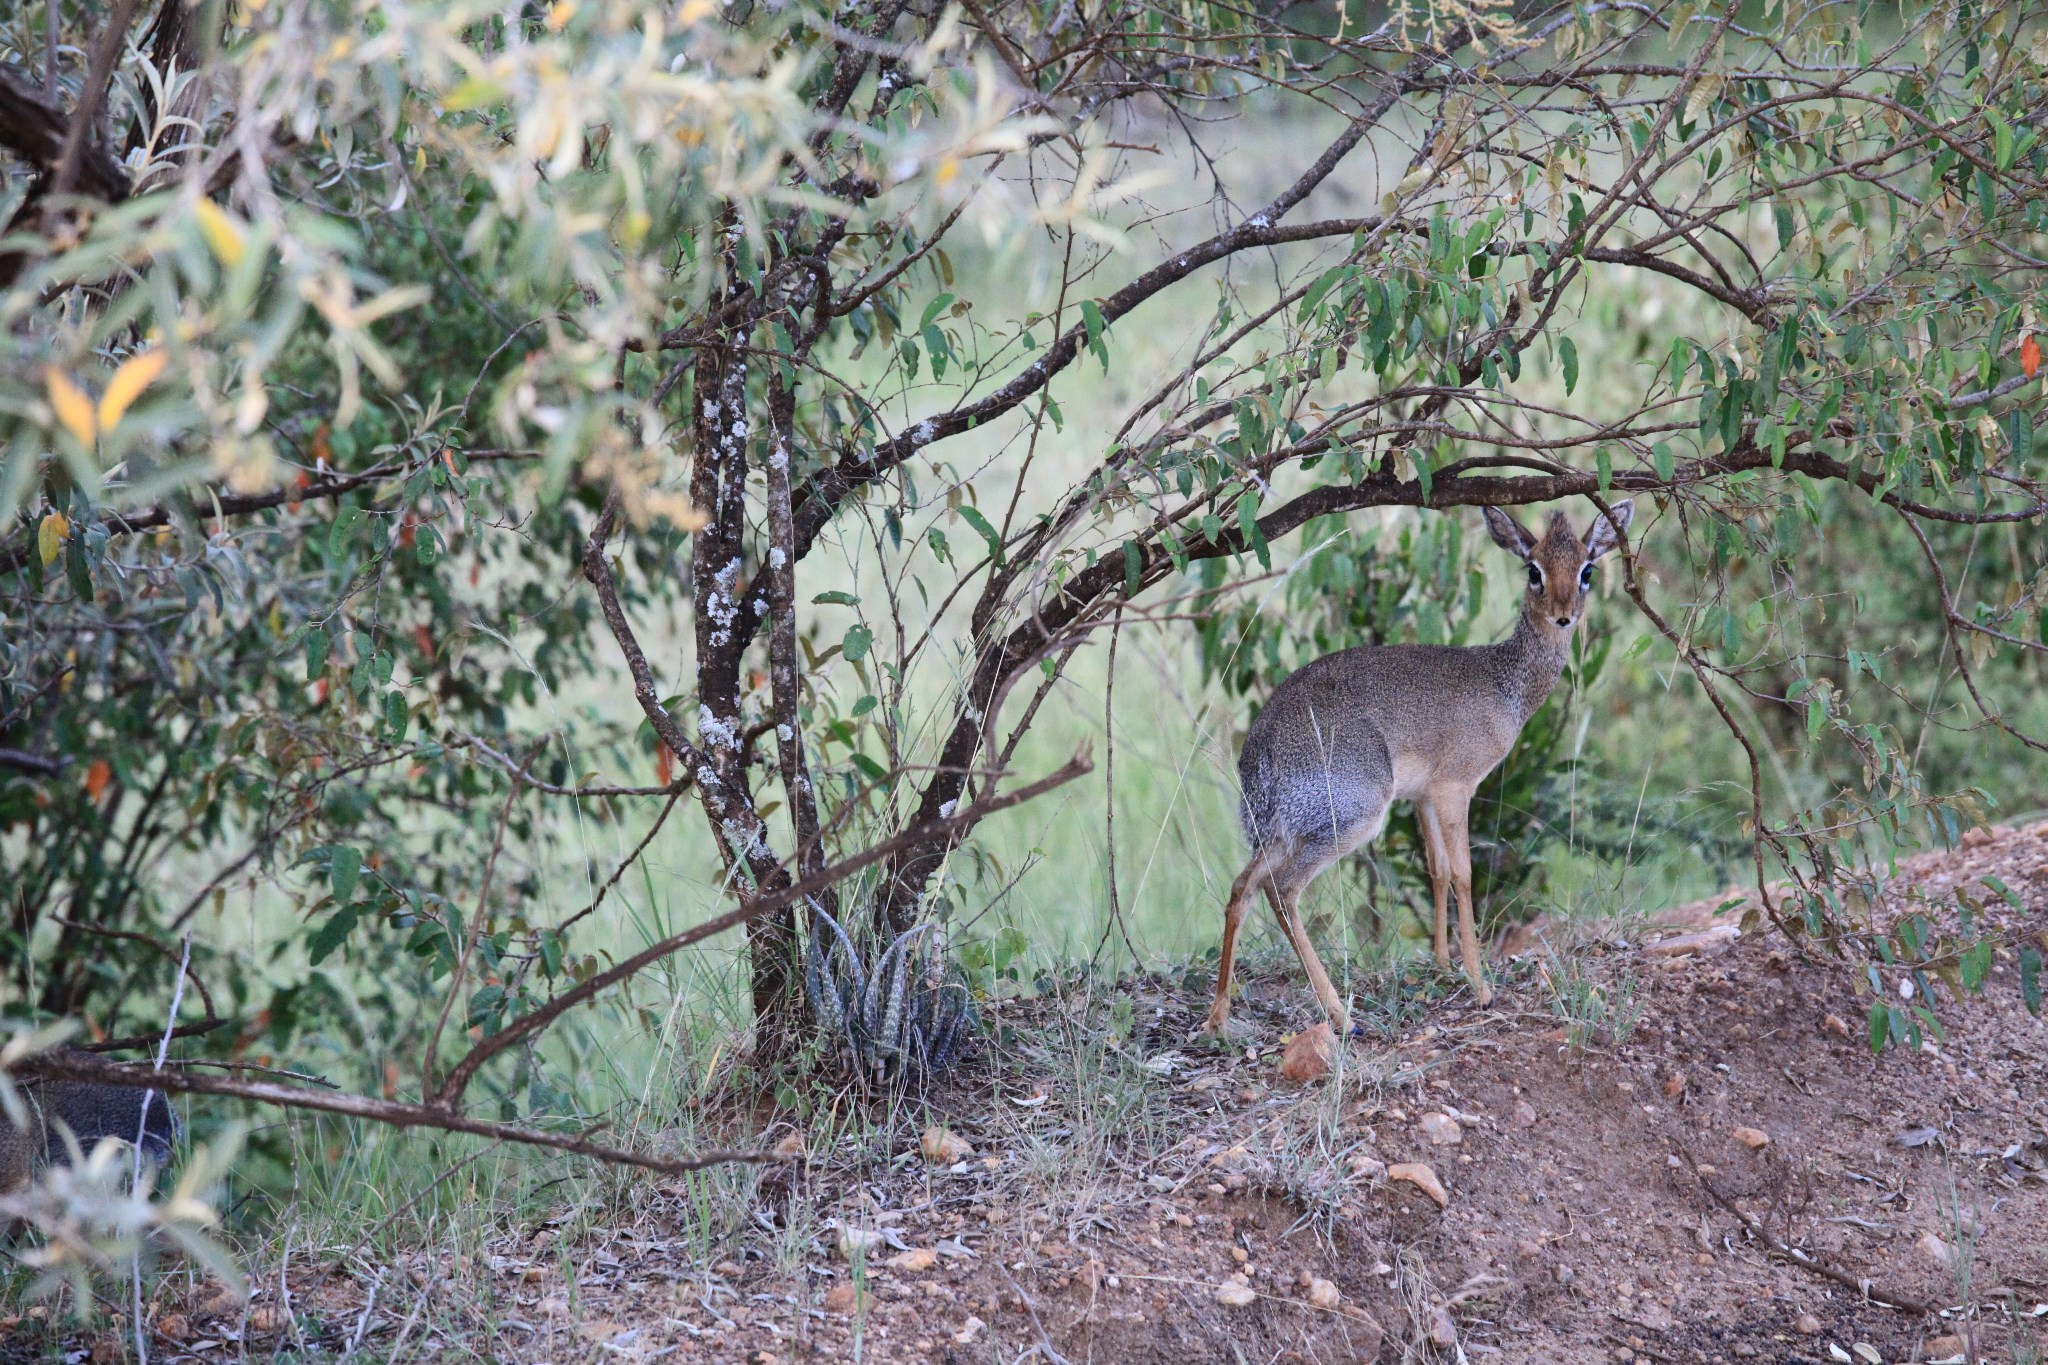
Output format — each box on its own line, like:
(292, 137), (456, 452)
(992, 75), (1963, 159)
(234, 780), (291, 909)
(1583, 499), (1635, 559)
(1483, 506), (1538, 559)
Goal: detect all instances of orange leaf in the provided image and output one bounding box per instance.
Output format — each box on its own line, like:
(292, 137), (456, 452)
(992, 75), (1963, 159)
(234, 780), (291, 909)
(656, 743), (675, 787)
(413, 623), (434, 656)
(97, 348), (167, 433)
(84, 758), (112, 800)
(44, 367), (96, 445)
(2023, 333), (2042, 381)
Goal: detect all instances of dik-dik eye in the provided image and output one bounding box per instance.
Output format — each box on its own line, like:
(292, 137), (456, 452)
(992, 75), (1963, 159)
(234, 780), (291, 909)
(1526, 563), (1542, 590)
(1578, 562), (1594, 589)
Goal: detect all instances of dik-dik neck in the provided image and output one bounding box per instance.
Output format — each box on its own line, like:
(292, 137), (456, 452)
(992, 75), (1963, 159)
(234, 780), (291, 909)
(1495, 608), (1572, 723)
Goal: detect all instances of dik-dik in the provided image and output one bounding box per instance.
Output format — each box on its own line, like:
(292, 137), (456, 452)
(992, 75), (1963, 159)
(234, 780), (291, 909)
(1204, 499), (1634, 1033)
(1, 1058), (179, 1205)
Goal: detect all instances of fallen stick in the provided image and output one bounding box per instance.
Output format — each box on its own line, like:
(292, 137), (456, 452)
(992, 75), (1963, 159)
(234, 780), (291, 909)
(1682, 1148), (1934, 1316)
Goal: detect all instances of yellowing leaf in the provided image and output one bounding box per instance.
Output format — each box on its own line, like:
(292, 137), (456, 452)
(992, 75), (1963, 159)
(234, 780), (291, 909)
(442, 75), (505, 112)
(84, 758), (113, 801)
(97, 348), (168, 433)
(44, 367), (96, 444)
(37, 512), (69, 566)
(193, 199), (246, 267)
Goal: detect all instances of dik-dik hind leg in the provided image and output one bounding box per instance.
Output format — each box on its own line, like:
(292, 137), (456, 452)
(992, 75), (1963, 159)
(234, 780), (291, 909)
(1267, 882), (1350, 1035)
(1439, 801), (1492, 1006)
(1203, 852), (1277, 1036)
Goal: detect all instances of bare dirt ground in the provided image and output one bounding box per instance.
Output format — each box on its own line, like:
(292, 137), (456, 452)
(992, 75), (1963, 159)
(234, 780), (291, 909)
(23, 826), (2048, 1363)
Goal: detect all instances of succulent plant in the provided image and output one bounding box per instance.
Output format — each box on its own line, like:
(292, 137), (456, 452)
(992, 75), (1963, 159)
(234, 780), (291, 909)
(801, 903), (976, 1082)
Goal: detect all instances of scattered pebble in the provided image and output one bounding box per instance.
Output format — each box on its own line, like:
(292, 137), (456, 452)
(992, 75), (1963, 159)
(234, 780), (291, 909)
(1280, 1023), (1336, 1083)
(1306, 1277), (1341, 1310)
(920, 1127), (973, 1164)
(1731, 1126), (1770, 1150)
(1388, 1161), (1449, 1208)
(1419, 1112), (1464, 1145)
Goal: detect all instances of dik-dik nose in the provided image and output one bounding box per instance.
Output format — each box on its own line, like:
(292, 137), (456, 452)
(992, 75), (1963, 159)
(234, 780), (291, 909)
(1554, 614), (1571, 627)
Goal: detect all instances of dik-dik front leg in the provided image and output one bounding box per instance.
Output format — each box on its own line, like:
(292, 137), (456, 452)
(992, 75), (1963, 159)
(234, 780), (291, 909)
(1421, 789), (1492, 1005)
(1417, 798), (1454, 969)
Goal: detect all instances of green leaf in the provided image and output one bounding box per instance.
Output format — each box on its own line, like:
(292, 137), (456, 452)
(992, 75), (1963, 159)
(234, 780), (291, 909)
(308, 905), (362, 965)
(1559, 337), (1579, 395)
(414, 524), (439, 565)
(849, 752), (889, 783)
(1122, 540), (1142, 598)
(1959, 939), (1993, 992)
(329, 505), (363, 558)
(842, 623), (873, 663)
(330, 845), (362, 903)
(305, 628), (329, 681)
(813, 590), (861, 606)
(1866, 999), (1890, 1052)
(2022, 943), (2043, 1016)
(918, 292), (955, 330)
(851, 694), (877, 717)
(956, 504), (1004, 567)
(1236, 490), (1270, 569)
(1595, 447), (1611, 495)
(65, 531), (93, 603)
(1079, 299), (1109, 373)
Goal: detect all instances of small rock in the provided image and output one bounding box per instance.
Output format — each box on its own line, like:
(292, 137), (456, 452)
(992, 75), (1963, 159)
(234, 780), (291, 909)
(885, 1249), (938, 1272)
(1428, 1304), (1458, 1347)
(1793, 1313), (1823, 1335)
(1924, 1334), (1966, 1360)
(1074, 1259), (1107, 1294)
(1215, 1274), (1257, 1307)
(1918, 1230), (1954, 1269)
(1349, 1153), (1387, 1181)
(1210, 1144), (1251, 1169)
(1822, 1014), (1851, 1039)
(712, 1260), (744, 1278)
(837, 1225), (887, 1261)
(745, 1352), (781, 1365)
(1306, 1277), (1341, 1310)
(1662, 1072), (1687, 1099)
(1387, 1162), (1448, 1208)
(953, 1314), (986, 1344)
(823, 1284), (860, 1315)
(1511, 1099), (1538, 1128)
(1419, 1112), (1463, 1145)
(1643, 925), (1739, 957)
(920, 1126), (973, 1164)
(1731, 1126), (1770, 1150)
(1280, 1023), (1336, 1083)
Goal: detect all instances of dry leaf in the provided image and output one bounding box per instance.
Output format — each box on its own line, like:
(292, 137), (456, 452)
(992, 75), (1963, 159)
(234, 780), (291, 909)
(37, 512), (69, 567)
(2023, 333), (2042, 380)
(193, 199), (247, 267)
(84, 759), (113, 801)
(97, 349), (167, 433)
(45, 367), (96, 445)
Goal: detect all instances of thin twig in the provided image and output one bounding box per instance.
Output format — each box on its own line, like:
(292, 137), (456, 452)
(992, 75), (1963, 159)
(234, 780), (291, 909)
(1682, 1147), (1933, 1315)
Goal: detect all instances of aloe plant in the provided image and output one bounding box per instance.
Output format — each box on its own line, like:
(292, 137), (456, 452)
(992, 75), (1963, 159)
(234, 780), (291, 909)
(802, 904), (976, 1081)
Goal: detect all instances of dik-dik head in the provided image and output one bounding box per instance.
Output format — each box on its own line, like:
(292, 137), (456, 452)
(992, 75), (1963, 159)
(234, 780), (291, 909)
(1482, 500), (1634, 634)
